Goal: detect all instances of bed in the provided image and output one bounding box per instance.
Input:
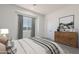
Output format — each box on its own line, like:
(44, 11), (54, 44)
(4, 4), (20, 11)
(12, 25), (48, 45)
(12, 38), (61, 54)
(7, 37), (79, 54)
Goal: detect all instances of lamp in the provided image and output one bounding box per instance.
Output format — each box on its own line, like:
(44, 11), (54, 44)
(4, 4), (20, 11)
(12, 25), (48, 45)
(0, 29), (9, 37)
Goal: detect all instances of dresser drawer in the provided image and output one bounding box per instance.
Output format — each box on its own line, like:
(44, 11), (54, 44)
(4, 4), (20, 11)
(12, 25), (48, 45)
(55, 32), (78, 48)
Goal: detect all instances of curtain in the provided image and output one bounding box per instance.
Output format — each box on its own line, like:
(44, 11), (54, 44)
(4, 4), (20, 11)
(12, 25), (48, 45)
(18, 15), (23, 39)
(31, 18), (35, 37)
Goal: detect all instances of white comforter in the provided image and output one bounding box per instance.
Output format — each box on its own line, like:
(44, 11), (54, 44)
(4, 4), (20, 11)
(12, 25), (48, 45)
(14, 38), (51, 54)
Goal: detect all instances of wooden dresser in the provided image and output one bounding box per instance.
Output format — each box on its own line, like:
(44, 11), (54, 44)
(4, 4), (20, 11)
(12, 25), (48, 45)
(55, 32), (78, 48)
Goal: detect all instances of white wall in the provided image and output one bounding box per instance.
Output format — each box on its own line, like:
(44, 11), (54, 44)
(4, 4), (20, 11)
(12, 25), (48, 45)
(0, 5), (18, 40)
(45, 5), (79, 47)
(0, 4), (45, 40)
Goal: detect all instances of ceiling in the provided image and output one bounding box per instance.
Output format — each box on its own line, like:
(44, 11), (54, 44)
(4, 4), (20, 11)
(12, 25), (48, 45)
(16, 4), (72, 15)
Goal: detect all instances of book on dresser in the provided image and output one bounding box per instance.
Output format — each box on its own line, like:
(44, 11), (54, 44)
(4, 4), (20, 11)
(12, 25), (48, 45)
(55, 32), (78, 48)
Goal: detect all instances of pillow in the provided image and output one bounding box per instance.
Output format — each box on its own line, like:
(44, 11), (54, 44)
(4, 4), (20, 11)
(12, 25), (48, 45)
(0, 43), (7, 54)
(0, 36), (8, 45)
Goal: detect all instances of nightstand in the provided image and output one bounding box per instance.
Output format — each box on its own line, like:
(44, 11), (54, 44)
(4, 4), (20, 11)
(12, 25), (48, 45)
(6, 40), (12, 54)
(6, 40), (16, 54)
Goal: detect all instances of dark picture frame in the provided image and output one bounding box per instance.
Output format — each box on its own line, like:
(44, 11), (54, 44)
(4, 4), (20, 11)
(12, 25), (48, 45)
(58, 15), (74, 32)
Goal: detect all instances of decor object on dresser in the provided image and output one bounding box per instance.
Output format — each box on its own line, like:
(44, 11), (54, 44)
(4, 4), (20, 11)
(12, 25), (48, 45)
(55, 32), (78, 48)
(58, 15), (74, 32)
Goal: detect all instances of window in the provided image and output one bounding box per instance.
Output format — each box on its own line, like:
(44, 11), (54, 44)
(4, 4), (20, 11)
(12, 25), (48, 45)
(23, 16), (32, 30)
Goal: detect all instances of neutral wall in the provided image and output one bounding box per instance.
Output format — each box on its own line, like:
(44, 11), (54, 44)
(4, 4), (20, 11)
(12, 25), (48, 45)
(45, 5), (79, 47)
(0, 5), (18, 40)
(0, 4), (45, 40)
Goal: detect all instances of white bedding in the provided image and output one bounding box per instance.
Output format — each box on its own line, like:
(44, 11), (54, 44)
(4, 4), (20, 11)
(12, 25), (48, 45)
(14, 38), (51, 54)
